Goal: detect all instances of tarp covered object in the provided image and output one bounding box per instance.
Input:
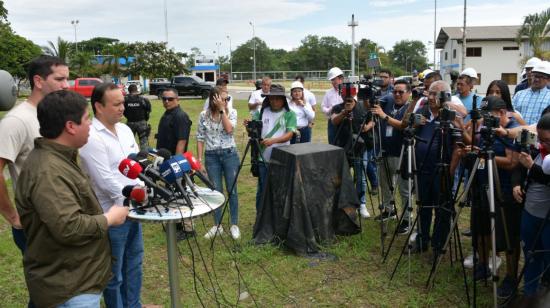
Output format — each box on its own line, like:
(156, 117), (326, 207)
(252, 143), (361, 255)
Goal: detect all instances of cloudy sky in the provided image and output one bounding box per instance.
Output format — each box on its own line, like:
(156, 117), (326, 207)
(4, 0), (547, 64)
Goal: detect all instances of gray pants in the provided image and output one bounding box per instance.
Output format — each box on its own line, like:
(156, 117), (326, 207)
(127, 120), (150, 151)
(379, 156), (412, 221)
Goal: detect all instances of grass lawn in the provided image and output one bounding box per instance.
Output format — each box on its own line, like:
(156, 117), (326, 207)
(0, 97), (495, 307)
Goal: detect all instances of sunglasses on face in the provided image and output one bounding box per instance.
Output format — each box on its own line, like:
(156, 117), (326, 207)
(393, 90), (406, 95)
(162, 97), (177, 102)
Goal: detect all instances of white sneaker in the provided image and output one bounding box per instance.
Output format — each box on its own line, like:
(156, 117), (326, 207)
(464, 254), (474, 269)
(359, 204), (370, 218)
(489, 256), (502, 272)
(230, 225), (241, 240)
(204, 225), (223, 239)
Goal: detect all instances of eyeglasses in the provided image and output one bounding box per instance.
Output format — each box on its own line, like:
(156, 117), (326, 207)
(533, 73), (548, 80)
(162, 96), (177, 102)
(393, 90), (406, 95)
(224, 97), (231, 102)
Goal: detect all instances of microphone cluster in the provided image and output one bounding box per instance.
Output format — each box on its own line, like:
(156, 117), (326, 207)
(118, 149), (216, 210)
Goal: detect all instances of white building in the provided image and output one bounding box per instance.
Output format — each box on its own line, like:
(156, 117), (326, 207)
(436, 25), (548, 94)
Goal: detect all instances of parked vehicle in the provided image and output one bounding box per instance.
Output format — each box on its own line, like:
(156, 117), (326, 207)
(124, 80), (143, 94)
(149, 75), (214, 99)
(68, 78), (102, 97)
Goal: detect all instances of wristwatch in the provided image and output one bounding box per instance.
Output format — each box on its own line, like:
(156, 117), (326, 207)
(384, 115), (390, 121)
(219, 110), (224, 115)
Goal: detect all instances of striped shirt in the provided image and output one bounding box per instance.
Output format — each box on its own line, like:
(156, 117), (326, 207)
(512, 87), (550, 125)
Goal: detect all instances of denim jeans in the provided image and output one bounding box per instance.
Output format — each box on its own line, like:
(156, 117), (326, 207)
(520, 209), (550, 296)
(255, 162), (269, 214)
(104, 220), (144, 308)
(291, 126), (311, 144)
(351, 157), (365, 202)
(205, 147), (240, 225)
(57, 293), (101, 308)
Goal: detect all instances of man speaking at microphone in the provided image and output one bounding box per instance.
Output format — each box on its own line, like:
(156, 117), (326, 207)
(16, 90), (129, 308)
(79, 83), (144, 308)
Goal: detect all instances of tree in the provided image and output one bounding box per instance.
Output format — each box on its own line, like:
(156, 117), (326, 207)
(388, 40), (428, 74)
(288, 35), (350, 71)
(102, 42), (129, 82)
(517, 8), (550, 60)
(0, 0), (9, 29)
(231, 37), (274, 73)
(127, 41), (185, 79)
(78, 37), (119, 54)
(0, 27), (42, 92)
(69, 51), (98, 78)
(42, 37), (71, 63)
(185, 47), (202, 68)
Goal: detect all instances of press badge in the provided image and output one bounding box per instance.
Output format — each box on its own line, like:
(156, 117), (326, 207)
(386, 125), (393, 137)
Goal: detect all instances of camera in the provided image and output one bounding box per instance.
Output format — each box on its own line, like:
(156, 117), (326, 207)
(411, 86), (424, 100)
(438, 91), (451, 104)
(517, 129), (537, 153)
(357, 75), (381, 102)
(414, 114), (423, 126)
(247, 120), (263, 139)
(483, 115), (500, 129)
(440, 107), (456, 123)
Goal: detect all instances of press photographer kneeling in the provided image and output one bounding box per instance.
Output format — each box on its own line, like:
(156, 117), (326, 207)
(330, 91), (374, 218)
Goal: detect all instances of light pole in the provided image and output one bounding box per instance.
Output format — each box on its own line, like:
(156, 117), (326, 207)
(71, 20), (79, 52)
(163, 0), (168, 44)
(348, 14), (358, 76)
(249, 21), (256, 80)
(227, 35), (232, 81)
(215, 42), (221, 77)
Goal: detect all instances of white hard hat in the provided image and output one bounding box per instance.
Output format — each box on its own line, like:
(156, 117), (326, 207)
(327, 67), (344, 81)
(532, 61), (550, 76)
(525, 57), (542, 68)
(460, 67), (478, 79)
(421, 69), (434, 79)
(290, 81), (304, 90)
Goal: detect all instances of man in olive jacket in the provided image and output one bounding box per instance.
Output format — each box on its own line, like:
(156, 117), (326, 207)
(15, 90), (129, 308)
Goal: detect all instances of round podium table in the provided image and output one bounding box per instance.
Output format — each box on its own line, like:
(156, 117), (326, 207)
(128, 186), (224, 308)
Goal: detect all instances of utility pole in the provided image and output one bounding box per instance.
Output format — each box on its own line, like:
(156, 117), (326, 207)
(461, 0), (467, 71)
(215, 42), (221, 77)
(227, 35), (233, 81)
(249, 21), (256, 80)
(71, 20), (79, 53)
(433, 0), (437, 70)
(348, 14), (358, 76)
(164, 0), (168, 44)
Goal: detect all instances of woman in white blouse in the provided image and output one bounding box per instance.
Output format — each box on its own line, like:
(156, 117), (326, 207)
(196, 86), (241, 239)
(288, 81), (315, 143)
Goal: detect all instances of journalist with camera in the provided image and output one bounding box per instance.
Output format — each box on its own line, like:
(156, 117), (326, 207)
(330, 91), (374, 218)
(370, 80), (412, 233)
(413, 80), (462, 254)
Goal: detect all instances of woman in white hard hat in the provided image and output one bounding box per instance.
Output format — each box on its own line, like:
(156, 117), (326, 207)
(288, 81), (315, 144)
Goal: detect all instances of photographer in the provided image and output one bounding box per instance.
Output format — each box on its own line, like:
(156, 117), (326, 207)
(511, 113), (550, 300)
(246, 84), (296, 215)
(331, 94), (374, 218)
(412, 81), (462, 254)
(370, 80), (411, 233)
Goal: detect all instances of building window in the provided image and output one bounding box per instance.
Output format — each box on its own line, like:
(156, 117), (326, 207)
(466, 47), (482, 57)
(453, 49), (457, 58)
(501, 73), (517, 85)
(503, 46), (519, 51)
(445, 52), (448, 60)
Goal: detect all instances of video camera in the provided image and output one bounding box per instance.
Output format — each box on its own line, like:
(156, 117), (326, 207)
(246, 120), (263, 139)
(517, 129), (537, 153)
(357, 75), (382, 103)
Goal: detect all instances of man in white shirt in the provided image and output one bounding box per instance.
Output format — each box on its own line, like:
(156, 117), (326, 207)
(79, 83), (144, 308)
(248, 76), (271, 114)
(0, 55), (69, 307)
(322, 67), (344, 144)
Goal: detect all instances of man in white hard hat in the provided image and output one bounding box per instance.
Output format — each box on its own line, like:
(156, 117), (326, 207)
(455, 67), (483, 120)
(515, 57), (542, 94)
(513, 61), (550, 125)
(322, 67), (344, 144)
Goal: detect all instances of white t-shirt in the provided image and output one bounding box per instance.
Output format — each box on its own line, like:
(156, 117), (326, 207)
(321, 87), (343, 118)
(79, 118), (141, 212)
(0, 100), (40, 190)
(288, 100), (315, 128)
(202, 95), (234, 111)
(248, 89), (267, 113)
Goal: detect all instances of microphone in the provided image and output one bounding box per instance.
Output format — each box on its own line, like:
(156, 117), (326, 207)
(0, 70), (17, 111)
(118, 158), (173, 201)
(122, 185), (134, 207)
(129, 152), (168, 184)
(159, 156), (194, 207)
(183, 152), (216, 191)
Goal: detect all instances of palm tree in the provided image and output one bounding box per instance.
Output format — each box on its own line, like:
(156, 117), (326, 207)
(70, 51), (96, 77)
(42, 36), (71, 63)
(102, 42), (128, 83)
(517, 8), (550, 60)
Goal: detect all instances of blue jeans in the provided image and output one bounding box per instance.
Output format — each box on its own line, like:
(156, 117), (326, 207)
(205, 147), (240, 225)
(521, 209), (550, 296)
(255, 162), (268, 214)
(291, 126), (311, 144)
(351, 157), (365, 202)
(12, 227), (36, 308)
(360, 149), (378, 203)
(57, 293), (101, 308)
(104, 220), (144, 308)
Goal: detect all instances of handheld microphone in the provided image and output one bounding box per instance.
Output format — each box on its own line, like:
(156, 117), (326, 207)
(118, 158), (173, 201)
(129, 152), (167, 184)
(122, 185), (134, 207)
(159, 156), (194, 207)
(183, 152), (216, 190)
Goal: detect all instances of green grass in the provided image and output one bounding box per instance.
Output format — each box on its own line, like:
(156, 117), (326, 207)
(0, 98), (495, 307)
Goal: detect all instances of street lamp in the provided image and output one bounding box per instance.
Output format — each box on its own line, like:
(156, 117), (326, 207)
(71, 20), (79, 52)
(227, 35), (233, 81)
(249, 21), (256, 80)
(215, 42), (221, 77)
